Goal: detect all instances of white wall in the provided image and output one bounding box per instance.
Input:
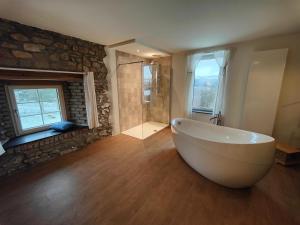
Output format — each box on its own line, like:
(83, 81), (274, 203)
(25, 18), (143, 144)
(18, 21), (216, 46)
(104, 48), (120, 135)
(171, 32), (300, 144)
(171, 52), (187, 120)
(241, 49), (288, 135)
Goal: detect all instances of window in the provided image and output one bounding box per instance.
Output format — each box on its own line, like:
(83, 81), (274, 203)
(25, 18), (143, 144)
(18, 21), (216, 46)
(192, 56), (221, 113)
(142, 65), (152, 103)
(7, 86), (66, 135)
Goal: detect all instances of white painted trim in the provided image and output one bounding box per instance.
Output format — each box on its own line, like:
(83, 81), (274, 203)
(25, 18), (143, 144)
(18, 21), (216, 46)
(104, 48), (120, 135)
(0, 67), (85, 74)
(0, 141), (5, 156)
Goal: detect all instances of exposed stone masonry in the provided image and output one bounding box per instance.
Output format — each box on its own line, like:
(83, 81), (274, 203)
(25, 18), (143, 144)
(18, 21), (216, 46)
(63, 81), (87, 125)
(0, 18), (112, 176)
(0, 128), (102, 176)
(0, 84), (15, 141)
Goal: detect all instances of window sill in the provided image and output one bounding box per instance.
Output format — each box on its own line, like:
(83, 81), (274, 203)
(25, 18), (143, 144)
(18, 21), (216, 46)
(3, 125), (88, 149)
(192, 109), (213, 115)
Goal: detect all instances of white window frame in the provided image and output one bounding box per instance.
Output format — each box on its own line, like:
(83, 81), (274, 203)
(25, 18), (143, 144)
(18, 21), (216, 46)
(192, 54), (221, 114)
(6, 85), (67, 136)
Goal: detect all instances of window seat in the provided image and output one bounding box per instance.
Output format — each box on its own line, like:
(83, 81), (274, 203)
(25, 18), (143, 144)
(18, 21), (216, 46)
(3, 125), (88, 149)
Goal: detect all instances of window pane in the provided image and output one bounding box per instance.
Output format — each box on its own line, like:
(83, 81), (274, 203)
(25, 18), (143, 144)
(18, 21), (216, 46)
(20, 115), (43, 130)
(144, 90), (151, 96)
(17, 103), (41, 116)
(143, 65), (152, 102)
(143, 65), (152, 80)
(43, 112), (62, 125)
(14, 89), (38, 103)
(12, 87), (64, 133)
(38, 89), (58, 101)
(195, 59), (220, 77)
(192, 58), (220, 111)
(41, 101), (60, 113)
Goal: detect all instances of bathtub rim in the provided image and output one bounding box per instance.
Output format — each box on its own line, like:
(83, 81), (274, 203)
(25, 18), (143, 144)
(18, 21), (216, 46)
(171, 118), (275, 146)
(172, 128), (275, 166)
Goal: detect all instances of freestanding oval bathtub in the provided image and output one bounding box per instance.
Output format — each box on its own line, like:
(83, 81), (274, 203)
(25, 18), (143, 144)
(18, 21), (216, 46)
(171, 118), (275, 188)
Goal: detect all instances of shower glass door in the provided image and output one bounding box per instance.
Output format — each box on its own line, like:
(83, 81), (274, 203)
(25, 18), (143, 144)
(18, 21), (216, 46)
(141, 59), (170, 139)
(117, 58), (144, 139)
(116, 51), (171, 140)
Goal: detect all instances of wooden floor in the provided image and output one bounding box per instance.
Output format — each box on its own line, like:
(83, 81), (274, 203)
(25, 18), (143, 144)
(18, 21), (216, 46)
(0, 128), (300, 225)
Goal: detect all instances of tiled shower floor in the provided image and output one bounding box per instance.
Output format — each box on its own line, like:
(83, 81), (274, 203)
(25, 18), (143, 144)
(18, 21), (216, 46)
(122, 121), (169, 139)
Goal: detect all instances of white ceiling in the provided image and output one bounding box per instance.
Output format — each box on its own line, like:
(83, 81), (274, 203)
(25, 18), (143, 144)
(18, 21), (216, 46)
(0, 0), (300, 53)
(110, 41), (170, 58)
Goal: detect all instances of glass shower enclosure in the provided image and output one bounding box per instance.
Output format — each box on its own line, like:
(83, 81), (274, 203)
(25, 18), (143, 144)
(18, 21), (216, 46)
(116, 51), (171, 139)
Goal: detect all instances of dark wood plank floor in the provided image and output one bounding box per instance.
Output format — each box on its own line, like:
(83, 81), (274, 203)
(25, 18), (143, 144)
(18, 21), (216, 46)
(0, 128), (299, 225)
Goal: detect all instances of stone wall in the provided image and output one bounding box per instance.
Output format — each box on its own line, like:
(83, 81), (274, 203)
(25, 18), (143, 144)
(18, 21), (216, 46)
(0, 18), (110, 131)
(0, 18), (112, 176)
(63, 81), (87, 125)
(0, 128), (101, 176)
(0, 84), (15, 141)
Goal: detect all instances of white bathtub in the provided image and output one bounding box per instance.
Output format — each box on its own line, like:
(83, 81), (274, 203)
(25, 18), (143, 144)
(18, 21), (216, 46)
(171, 118), (275, 188)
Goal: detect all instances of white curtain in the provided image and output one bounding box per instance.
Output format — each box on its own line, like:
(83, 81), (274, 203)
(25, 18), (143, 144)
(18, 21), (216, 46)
(212, 50), (231, 116)
(185, 53), (204, 118)
(185, 49), (230, 119)
(83, 72), (100, 129)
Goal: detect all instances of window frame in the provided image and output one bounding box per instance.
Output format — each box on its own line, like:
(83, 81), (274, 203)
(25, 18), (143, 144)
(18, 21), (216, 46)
(142, 64), (152, 104)
(191, 54), (221, 115)
(6, 85), (67, 136)
(192, 108), (213, 114)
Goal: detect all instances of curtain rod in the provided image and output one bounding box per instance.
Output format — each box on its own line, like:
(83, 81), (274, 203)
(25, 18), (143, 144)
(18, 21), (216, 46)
(117, 61), (144, 67)
(187, 47), (234, 56)
(0, 67), (85, 75)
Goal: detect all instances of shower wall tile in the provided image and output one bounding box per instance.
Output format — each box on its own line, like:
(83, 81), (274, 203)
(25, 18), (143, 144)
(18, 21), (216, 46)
(117, 51), (148, 132)
(147, 56), (171, 124)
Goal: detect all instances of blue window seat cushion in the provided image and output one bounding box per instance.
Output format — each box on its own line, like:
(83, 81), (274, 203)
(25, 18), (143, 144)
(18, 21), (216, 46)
(50, 121), (75, 132)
